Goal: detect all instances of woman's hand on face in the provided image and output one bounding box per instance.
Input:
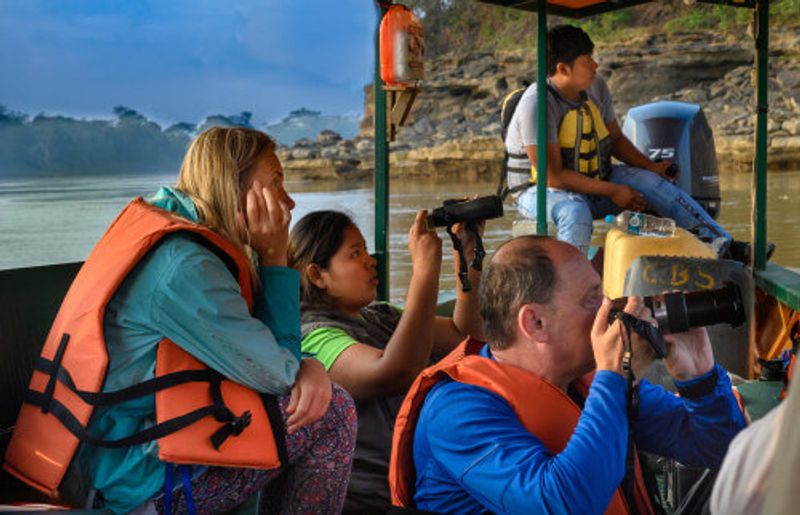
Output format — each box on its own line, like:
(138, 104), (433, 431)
(245, 179), (292, 267)
(408, 210), (442, 276)
(286, 358), (332, 434)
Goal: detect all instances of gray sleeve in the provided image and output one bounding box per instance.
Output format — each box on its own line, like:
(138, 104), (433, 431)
(546, 98), (561, 144)
(591, 76), (616, 124)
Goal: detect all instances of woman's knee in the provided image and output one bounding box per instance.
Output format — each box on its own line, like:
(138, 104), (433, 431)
(328, 383), (357, 440)
(313, 383), (357, 457)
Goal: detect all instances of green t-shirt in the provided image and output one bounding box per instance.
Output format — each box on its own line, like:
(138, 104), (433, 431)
(301, 303), (402, 370)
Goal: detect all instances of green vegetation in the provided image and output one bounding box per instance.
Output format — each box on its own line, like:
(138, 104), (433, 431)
(406, 0), (651, 55)
(574, 11), (639, 41)
(664, 5), (750, 33)
(663, 0), (798, 33)
(475, 8), (537, 51)
(773, 0), (800, 23)
(406, 0), (799, 56)
(407, 0), (536, 55)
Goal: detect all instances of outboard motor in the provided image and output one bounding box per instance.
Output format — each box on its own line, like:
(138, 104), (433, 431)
(622, 101), (721, 219)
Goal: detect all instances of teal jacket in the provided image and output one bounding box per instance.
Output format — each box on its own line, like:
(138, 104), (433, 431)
(74, 188), (301, 513)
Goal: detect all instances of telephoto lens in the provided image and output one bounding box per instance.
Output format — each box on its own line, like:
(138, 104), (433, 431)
(610, 282), (746, 334)
(426, 195), (504, 228)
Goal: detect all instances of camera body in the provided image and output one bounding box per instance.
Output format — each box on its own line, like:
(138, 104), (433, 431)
(609, 282), (746, 358)
(426, 195), (504, 228)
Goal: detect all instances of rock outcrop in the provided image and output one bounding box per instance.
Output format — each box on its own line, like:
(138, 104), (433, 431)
(277, 28), (800, 180)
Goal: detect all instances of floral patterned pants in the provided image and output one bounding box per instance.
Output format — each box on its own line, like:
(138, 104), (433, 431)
(154, 383), (357, 514)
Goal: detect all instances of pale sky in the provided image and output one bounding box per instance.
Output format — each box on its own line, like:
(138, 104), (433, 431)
(0, 0), (377, 126)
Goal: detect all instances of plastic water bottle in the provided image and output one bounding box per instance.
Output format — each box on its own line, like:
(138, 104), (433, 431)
(605, 211), (676, 237)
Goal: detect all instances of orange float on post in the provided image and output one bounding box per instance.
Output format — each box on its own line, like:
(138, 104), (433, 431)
(380, 4), (423, 87)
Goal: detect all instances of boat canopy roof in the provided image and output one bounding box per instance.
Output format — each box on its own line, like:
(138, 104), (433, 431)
(478, 0), (755, 18)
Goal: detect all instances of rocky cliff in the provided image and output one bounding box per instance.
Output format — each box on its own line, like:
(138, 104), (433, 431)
(277, 28), (800, 181)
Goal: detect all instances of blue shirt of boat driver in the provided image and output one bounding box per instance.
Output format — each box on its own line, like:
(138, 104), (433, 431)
(72, 187), (302, 514)
(412, 344), (746, 515)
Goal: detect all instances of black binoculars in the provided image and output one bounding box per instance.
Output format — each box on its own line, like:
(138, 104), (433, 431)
(426, 195), (504, 229)
(425, 195), (504, 293)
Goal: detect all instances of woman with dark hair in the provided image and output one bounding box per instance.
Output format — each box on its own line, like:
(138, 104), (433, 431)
(288, 209), (485, 513)
(9, 127), (357, 514)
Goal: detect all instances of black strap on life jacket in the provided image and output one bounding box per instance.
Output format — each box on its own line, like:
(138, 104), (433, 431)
(30, 353), (286, 463)
(498, 87), (530, 200)
(500, 87), (527, 142)
(28, 343), (252, 450)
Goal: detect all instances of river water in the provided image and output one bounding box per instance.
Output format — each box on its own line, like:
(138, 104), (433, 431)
(1, 172), (799, 302)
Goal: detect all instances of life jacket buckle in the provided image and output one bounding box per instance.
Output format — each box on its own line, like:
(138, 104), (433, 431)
(230, 410), (252, 435)
(209, 410), (252, 450)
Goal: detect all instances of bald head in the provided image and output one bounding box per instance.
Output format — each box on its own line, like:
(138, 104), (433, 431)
(493, 235), (582, 268)
(479, 236), (584, 349)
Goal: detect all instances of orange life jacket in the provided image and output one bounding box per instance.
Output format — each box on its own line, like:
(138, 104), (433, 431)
(3, 198), (285, 500)
(389, 338), (654, 515)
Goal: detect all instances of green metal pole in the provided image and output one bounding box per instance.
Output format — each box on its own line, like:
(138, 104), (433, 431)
(374, 2), (390, 300)
(752, 0), (768, 270)
(536, 0), (548, 235)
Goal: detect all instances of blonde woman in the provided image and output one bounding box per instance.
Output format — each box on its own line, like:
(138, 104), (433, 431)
(51, 127), (357, 513)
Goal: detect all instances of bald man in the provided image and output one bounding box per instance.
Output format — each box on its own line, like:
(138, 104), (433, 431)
(390, 236), (745, 515)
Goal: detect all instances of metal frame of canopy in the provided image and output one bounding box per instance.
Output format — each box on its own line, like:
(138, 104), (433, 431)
(371, 0), (772, 302)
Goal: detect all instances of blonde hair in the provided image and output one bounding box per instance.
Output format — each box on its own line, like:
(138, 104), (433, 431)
(175, 126), (276, 283)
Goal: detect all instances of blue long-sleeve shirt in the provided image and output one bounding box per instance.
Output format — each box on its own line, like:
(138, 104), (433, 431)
(413, 345), (746, 515)
(73, 188), (301, 513)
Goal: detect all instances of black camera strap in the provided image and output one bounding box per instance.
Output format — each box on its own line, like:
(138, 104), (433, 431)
(612, 312), (640, 513)
(467, 222), (486, 271)
(445, 224), (486, 292)
(446, 225), (471, 292)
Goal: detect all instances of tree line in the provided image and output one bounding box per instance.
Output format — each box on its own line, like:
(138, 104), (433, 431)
(0, 106), (254, 178)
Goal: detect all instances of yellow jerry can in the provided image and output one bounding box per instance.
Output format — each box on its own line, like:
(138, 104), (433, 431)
(603, 227), (716, 299)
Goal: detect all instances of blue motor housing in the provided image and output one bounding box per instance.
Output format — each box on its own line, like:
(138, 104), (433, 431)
(622, 101), (721, 219)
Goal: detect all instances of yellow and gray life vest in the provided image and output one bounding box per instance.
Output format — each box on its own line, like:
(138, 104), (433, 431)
(502, 85), (613, 197)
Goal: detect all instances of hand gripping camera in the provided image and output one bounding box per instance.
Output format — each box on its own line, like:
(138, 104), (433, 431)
(426, 195), (504, 292)
(608, 282), (746, 358)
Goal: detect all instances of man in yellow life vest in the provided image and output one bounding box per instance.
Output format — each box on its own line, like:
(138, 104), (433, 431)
(389, 236), (746, 514)
(504, 25), (732, 255)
